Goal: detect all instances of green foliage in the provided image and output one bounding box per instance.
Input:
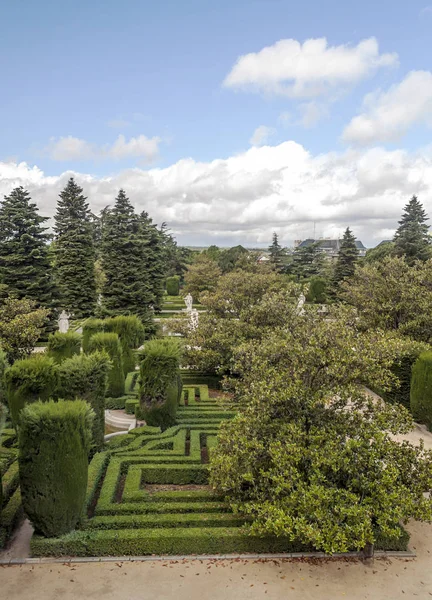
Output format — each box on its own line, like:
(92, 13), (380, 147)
(88, 332), (125, 398)
(292, 241), (325, 280)
(82, 318), (105, 352)
(268, 233), (286, 270)
(0, 347), (8, 406)
(138, 339), (182, 429)
(5, 355), (58, 426)
(166, 276), (180, 296)
(104, 315), (145, 375)
(183, 255), (222, 300)
(307, 276), (327, 303)
(139, 212), (167, 312)
(47, 331), (81, 363)
(365, 241), (395, 263)
(0, 187), (57, 314)
(18, 399), (93, 537)
(394, 195), (432, 265)
(411, 351), (432, 430)
(217, 245), (249, 273)
(53, 178), (97, 317)
(105, 395), (129, 410)
(57, 352), (110, 451)
(333, 227), (359, 288)
(0, 297), (48, 362)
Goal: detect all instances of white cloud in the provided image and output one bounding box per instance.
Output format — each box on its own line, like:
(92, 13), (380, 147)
(1, 142), (432, 247)
(45, 134), (161, 162)
(249, 125), (275, 146)
(342, 71), (432, 145)
(223, 37), (398, 98)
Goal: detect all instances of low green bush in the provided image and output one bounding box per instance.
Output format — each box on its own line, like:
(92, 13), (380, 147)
(126, 398), (139, 414)
(18, 400), (93, 537)
(57, 352), (110, 452)
(88, 333), (125, 398)
(307, 276), (327, 303)
(47, 331), (82, 363)
(166, 276), (180, 296)
(411, 351), (432, 430)
(82, 319), (105, 353)
(105, 396), (129, 410)
(5, 355), (58, 426)
(105, 316), (145, 376)
(0, 488), (23, 549)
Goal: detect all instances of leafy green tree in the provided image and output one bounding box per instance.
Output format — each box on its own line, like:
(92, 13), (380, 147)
(0, 187), (56, 311)
(365, 241), (395, 263)
(101, 190), (153, 325)
(183, 255), (221, 301)
(210, 307), (432, 553)
(0, 297), (48, 362)
(333, 227), (359, 287)
(203, 245), (221, 262)
(218, 245), (249, 273)
(54, 178), (97, 317)
(394, 195), (431, 265)
(268, 232), (285, 270)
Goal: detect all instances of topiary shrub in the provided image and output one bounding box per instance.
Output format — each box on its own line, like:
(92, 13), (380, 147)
(87, 333), (124, 398)
(57, 352), (110, 452)
(5, 355), (58, 427)
(166, 276), (180, 296)
(82, 319), (105, 353)
(18, 399), (93, 537)
(307, 276), (327, 303)
(0, 347), (8, 407)
(411, 351), (432, 430)
(47, 331), (82, 363)
(137, 339), (182, 429)
(104, 315), (145, 376)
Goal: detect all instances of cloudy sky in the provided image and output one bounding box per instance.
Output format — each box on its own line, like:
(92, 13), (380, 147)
(1, 0), (432, 248)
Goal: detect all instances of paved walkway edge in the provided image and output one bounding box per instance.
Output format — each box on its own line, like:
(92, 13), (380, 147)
(0, 550), (416, 565)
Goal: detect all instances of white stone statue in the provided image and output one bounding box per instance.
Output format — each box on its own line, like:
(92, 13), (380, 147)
(58, 310), (70, 333)
(189, 308), (199, 331)
(296, 293), (306, 316)
(184, 293), (193, 312)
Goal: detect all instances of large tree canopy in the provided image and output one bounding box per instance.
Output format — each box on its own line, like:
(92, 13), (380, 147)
(394, 195), (431, 265)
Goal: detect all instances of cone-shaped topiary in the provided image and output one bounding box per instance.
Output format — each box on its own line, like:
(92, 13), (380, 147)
(411, 351), (432, 430)
(137, 338), (182, 429)
(56, 352), (110, 451)
(82, 318), (105, 352)
(47, 331), (82, 363)
(5, 355), (58, 427)
(87, 333), (124, 398)
(18, 399), (93, 537)
(104, 315), (145, 376)
(166, 276), (180, 296)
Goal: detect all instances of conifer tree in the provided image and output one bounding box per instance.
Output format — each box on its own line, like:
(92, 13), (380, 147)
(292, 241), (325, 280)
(394, 195), (431, 265)
(268, 232), (285, 270)
(333, 227), (359, 286)
(0, 187), (56, 310)
(139, 212), (166, 312)
(101, 190), (153, 325)
(54, 178), (97, 317)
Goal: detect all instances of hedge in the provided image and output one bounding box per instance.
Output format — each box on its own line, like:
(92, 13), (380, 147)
(126, 398), (139, 415)
(18, 400), (93, 537)
(411, 351), (432, 430)
(5, 355), (58, 426)
(47, 331), (82, 363)
(137, 339), (183, 429)
(105, 396), (129, 410)
(84, 512), (247, 530)
(0, 488), (23, 549)
(105, 316), (145, 376)
(307, 276), (327, 303)
(166, 276), (180, 296)
(57, 352), (110, 452)
(82, 319), (105, 353)
(88, 333), (125, 398)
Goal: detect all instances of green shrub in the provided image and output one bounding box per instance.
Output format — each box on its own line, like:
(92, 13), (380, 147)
(166, 276), (180, 296)
(126, 397), (139, 414)
(0, 347), (8, 407)
(88, 333), (125, 398)
(411, 351), (432, 430)
(137, 339), (182, 429)
(57, 352), (110, 451)
(5, 355), (58, 426)
(105, 396), (129, 410)
(47, 331), (82, 363)
(18, 400), (93, 537)
(82, 319), (105, 353)
(105, 316), (145, 376)
(307, 276), (327, 303)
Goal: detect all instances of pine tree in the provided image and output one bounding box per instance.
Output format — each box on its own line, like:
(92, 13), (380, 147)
(394, 195), (431, 265)
(292, 242), (325, 280)
(0, 187), (56, 310)
(268, 232), (285, 270)
(101, 190), (153, 325)
(54, 178), (97, 317)
(333, 228), (359, 285)
(140, 212), (166, 312)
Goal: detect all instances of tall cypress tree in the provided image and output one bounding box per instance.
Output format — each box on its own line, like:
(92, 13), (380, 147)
(394, 195), (431, 265)
(0, 187), (55, 310)
(54, 178), (96, 317)
(268, 232), (285, 270)
(333, 227), (359, 285)
(101, 190), (153, 325)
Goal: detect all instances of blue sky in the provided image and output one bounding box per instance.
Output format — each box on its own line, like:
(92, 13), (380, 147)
(1, 0), (432, 246)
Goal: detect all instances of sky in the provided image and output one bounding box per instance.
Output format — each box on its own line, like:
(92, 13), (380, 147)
(1, 0), (432, 248)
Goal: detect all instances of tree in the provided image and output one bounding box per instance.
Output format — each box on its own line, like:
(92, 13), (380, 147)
(268, 233), (285, 270)
(54, 178), (97, 317)
(218, 245), (249, 273)
(0, 297), (48, 362)
(101, 190), (153, 325)
(341, 255), (432, 342)
(139, 212), (166, 312)
(183, 255), (222, 301)
(365, 241), (395, 264)
(292, 242), (325, 280)
(333, 227), (359, 287)
(394, 195), (431, 265)
(0, 187), (56, 311)
(210, 307), (432, 553)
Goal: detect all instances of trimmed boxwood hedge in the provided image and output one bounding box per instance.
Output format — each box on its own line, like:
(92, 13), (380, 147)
(47, 331), (82, 363)
(411, 351), (432, 430)
(105, 316), (145, 376)
(82, 319), (105, 353)
(88, 333), (125, 398)
(18, 400), (94, 537)
(166, 276), (180, 296)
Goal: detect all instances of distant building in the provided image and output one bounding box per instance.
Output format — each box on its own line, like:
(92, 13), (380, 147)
(296, 238), (367, 258)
